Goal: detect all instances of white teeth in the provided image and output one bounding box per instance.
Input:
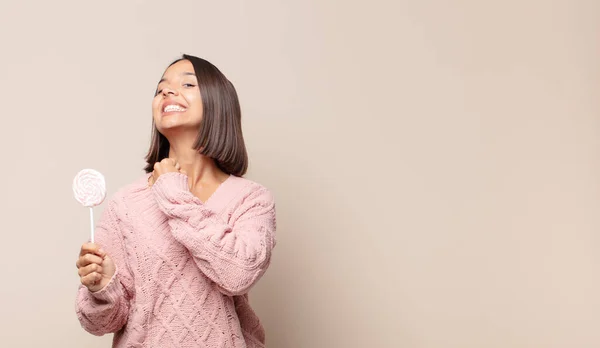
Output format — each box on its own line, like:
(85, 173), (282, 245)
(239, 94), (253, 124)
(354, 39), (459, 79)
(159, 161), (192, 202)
(163, 104), (186, 112)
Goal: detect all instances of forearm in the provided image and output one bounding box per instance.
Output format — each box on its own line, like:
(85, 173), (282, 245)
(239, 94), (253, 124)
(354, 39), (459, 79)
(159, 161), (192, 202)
(152, 173), (276, 295)
(76, 269), (130, 335)
(168, 213), (274, 295)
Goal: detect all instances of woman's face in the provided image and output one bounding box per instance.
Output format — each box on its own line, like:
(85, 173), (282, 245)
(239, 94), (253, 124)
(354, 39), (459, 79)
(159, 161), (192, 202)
(152, 60), (203, 134)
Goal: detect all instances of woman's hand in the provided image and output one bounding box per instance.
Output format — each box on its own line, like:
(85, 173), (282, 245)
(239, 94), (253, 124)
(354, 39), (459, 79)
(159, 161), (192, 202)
(76, 243), (116, 293)
(149, 158), (186, 185)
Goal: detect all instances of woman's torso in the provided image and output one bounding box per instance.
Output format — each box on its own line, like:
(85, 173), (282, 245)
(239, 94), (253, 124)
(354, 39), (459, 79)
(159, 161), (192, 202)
(112, 174), (265, 348)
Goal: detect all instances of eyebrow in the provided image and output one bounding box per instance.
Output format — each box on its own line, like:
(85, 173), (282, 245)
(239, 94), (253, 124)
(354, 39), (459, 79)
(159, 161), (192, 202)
(157, 72), (196, 84)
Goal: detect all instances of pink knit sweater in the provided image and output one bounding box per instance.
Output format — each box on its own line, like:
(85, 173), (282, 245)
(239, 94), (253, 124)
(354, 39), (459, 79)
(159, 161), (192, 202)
(75, 172), (276, 347)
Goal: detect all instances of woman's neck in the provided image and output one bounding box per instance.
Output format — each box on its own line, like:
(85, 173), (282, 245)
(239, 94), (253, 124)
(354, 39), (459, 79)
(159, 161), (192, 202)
(167, 139), (229, 189)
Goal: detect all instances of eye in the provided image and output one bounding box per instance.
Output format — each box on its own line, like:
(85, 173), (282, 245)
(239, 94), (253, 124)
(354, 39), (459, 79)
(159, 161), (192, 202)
(155, 89), (163, 96)
(183, 83), (196, 88)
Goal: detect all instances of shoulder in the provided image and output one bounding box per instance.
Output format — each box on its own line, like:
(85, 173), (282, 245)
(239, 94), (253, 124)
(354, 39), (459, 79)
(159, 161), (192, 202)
(228, 175), (275, 206)
(102, 173), (152, 215)
(225, 176), (276, 226)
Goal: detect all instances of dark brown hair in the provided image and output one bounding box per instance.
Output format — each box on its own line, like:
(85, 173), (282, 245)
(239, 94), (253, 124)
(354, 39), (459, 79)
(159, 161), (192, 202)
(144, 54), (248, 176)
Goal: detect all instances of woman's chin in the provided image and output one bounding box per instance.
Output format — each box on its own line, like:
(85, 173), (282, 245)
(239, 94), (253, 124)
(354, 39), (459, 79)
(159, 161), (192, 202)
(157, 122), (199, 137)
(159, 116), (186, 129)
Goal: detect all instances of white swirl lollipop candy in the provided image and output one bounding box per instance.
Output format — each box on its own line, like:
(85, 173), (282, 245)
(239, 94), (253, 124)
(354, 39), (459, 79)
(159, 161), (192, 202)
(73, 169), (107, 243)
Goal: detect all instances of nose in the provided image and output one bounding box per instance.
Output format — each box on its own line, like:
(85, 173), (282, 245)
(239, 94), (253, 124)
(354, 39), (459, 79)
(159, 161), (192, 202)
(161, 85), (178, 96)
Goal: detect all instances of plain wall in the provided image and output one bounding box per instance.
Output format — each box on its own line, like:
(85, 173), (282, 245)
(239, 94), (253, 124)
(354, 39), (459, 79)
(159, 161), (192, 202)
(0, 0), (598, 347)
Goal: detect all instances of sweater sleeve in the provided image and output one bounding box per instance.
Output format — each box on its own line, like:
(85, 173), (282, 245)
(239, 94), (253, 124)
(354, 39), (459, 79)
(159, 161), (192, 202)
(151, 172), (276, 296)
(75, 197), (134, 335)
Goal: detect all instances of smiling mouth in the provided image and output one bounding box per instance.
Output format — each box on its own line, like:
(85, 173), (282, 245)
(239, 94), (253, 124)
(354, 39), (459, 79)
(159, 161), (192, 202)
(163, 104), (187, 113)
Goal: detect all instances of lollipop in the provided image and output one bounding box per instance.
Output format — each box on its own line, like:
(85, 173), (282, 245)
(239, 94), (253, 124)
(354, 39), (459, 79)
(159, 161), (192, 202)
(73, 169), (107, 243)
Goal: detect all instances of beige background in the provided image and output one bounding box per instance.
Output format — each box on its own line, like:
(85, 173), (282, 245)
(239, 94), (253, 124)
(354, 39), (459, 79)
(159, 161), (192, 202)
(0, 0), (598, 347)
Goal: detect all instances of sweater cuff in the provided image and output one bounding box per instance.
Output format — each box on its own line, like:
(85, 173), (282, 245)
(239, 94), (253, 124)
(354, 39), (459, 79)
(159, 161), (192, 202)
(89, 268), (124, 304)
(152, 172), (189, 204)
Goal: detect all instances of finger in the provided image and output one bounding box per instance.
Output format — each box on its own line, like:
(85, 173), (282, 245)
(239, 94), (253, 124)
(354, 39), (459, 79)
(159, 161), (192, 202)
(78, 253), (104, 268)
(175, 162), (181, 170)
(163, 158), (178, 168)
(81, 272), (102, 287)
(78, 263), (103, 277)
(80, 243), (105, 258)
(80, 242), (98, 256)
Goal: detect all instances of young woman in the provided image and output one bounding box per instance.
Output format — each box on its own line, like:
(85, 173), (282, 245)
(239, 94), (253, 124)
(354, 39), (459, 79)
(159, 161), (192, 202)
(75, 54), (276, 348)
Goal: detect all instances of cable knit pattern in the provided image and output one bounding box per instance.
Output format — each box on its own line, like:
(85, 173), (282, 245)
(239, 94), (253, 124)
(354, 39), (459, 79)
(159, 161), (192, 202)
(75, 172), (276, 348)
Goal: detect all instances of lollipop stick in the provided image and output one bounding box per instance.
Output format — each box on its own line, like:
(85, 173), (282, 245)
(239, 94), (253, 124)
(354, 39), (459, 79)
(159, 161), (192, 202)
(89, 207), (95, 243)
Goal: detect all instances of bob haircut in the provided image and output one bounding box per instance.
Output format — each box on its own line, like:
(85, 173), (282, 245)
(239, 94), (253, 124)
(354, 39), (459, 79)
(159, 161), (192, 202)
(144, 54), (248, 176)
